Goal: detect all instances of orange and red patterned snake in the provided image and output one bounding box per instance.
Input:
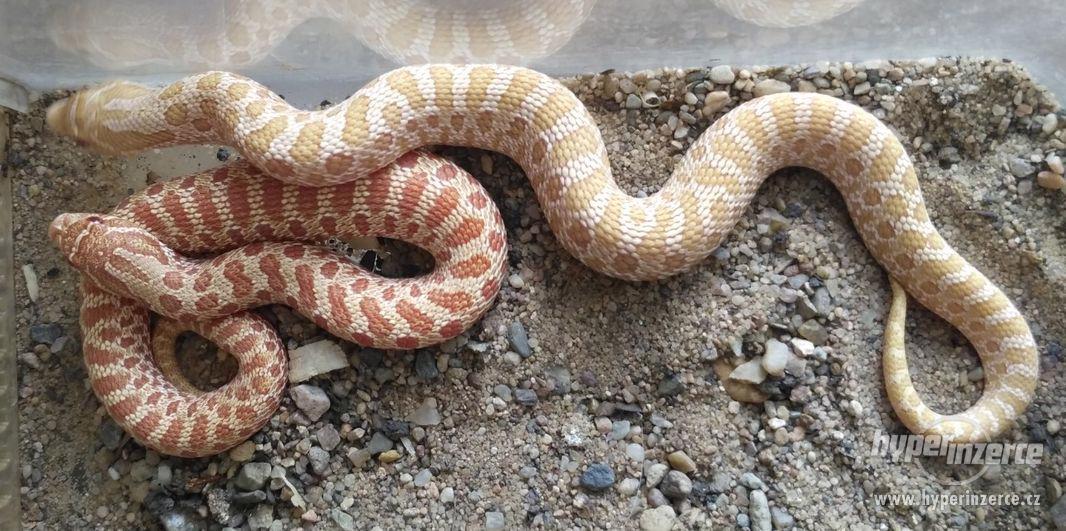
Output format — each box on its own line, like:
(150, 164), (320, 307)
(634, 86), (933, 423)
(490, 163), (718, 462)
(46, 64), (1038, 457)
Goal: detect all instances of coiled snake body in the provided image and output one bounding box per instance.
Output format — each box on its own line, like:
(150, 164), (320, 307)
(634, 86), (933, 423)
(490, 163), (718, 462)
(47, 64), (1038, 456)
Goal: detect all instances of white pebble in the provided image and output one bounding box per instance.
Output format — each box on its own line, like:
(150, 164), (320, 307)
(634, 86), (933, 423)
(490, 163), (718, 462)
(288, 340), (348, 383)
(753, 79), (791, 97)
(710, 65), (736, 85)
(1047, 154), (1064, 175)
(508, 274), (525, 289)
(22, 264), (38, 303)
(762, 339), (789, 377)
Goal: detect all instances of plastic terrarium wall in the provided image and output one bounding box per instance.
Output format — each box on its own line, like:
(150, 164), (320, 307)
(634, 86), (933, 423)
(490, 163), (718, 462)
(2, 1), (1065, 530)
(1, 0), (1065, 107)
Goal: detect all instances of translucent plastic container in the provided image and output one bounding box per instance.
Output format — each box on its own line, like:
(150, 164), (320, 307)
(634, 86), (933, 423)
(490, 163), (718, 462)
(2, 0), (1064, 108)
(3, 1), (1064, 529)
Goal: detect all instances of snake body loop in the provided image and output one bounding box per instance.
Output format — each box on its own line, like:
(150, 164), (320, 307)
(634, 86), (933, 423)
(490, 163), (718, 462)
(48, 64), (1039, 455)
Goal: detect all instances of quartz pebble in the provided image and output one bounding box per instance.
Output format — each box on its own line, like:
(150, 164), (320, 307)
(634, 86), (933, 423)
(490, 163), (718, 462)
(639, 506), (677, 531)
(762, 339), (789, 376)
(288, 340), (347, 383)
(485, 511), (505, 531)
(730, 358), (768, 384)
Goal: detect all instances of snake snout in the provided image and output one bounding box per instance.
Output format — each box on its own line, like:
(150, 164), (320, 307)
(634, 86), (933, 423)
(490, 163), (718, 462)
(48, 213), (78, 245)
(45, 97), (79, 139)
(48, 213), (102, 258)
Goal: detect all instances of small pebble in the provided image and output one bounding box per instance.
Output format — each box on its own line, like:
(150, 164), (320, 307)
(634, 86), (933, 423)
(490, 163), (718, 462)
(750, 490), (772, 531)
(753, 79), (791, 97)
(508, 321), (532, 358)
(580, 463), (616, 491)
(710, 65), (736, 85)
(762, 339), (789, 377)
(407, 398), (442, 426)
(666, 451), (696, 473)
(740, 472), (767, 491)
(485, 511), (505, 530)
(730, 358), (767, 384)
(234, 462), (271, 491)
(378, 450), (401, 463)
(1037, 171), (1065, 190)
(639, 506), (677, 531)
(316, 425), (341, 451)
(660, 470), (693, 500)
(289, 384), (330, 421)
(288, 340), (347, 383)
(413, 469), (433, 487)
(626, 443), (645, 462)
(514, 388), (538, 406)
(644, 462), (668, 487)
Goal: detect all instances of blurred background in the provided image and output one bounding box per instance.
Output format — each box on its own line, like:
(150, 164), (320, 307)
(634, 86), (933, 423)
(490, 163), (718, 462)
(0, 0), (1063, 109)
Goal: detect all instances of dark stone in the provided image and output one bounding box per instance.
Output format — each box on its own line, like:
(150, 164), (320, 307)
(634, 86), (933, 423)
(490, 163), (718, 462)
(232, 491), (267, 505)
(578, 370), (598, 387)
(29, 323), (63, 345)
(358, 349), (384, 368)
(509, 322), (532, 358)
(414, 351), (439, 379)
(1047, 341), (1063, 362)
(783, 203), (805, 218)
(234, 462), (271, 491)
(656, 374), (685, 397)
(50, 335), (79, 357)
(514, 389), (538, 406)
(579, 463), (615, 492)
(381, 419), (411, 441)
(609, 403), (643, 419)
(367, 432), (393, 454)
(98, 418), (125, 450)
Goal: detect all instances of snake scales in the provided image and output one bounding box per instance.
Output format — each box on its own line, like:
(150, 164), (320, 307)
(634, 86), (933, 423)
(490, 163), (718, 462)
(46, 64), (1038, 457)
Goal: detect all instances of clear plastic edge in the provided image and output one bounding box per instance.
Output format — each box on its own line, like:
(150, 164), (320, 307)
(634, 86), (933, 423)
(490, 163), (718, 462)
(0, 110), (20, 528)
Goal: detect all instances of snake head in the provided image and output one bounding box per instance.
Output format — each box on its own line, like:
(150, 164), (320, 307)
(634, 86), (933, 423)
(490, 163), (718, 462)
(49, 212), (181, 301)
(49, 213), (121, 269)
(49, 208), (166, 267)
(46, 81), (152, 155)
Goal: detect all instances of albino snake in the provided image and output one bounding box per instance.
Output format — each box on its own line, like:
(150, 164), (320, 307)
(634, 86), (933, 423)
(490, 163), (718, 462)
(46, 64), (1038, 456)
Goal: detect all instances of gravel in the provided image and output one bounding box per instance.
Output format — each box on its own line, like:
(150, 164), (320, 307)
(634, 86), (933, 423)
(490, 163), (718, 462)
(12, 55), (1065, 530)
(234, 463), (271, 491)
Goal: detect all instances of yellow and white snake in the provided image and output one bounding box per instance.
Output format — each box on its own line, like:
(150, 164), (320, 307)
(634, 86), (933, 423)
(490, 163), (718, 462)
(46, 64), (1038, 457)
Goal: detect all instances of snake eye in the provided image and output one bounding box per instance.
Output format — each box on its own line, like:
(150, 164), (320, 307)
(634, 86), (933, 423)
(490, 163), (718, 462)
(85, 215), (103, 224)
